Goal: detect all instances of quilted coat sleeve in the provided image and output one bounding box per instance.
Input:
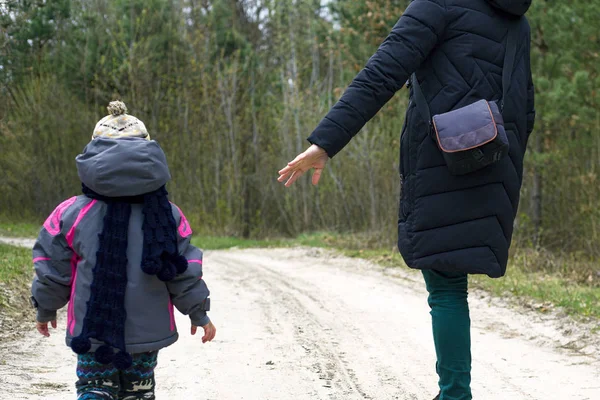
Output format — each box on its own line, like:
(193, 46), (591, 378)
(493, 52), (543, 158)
(167, 204), (211, 327)
(308, 0), (448, 157)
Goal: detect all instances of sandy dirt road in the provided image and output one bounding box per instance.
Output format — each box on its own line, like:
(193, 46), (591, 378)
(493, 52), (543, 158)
(0, 240), (598, 400)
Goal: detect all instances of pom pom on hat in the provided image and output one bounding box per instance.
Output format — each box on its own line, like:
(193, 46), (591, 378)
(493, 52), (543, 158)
(92, 100), (150, 140)
(107, 100), (128, 116)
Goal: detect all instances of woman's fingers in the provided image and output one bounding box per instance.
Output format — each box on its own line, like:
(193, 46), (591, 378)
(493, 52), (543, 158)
(279, 147), (327, 186)
(285, 170), (306, 187)
(278, 164), (293, 176)
(287, 152), (306, 167)
(312, 168), (323, 186)
(278, 164), (302, 179)
(280, 162), (309, 186)
(284, 171), (299, 187)
(279, 154), (308, 176)
(279, 165), (318, 186)
(278, 168), (297, 183)
(277, 170), (292, 182)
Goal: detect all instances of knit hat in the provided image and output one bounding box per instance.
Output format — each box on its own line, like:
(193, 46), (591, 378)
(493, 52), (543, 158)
(92, 101), (150, 140)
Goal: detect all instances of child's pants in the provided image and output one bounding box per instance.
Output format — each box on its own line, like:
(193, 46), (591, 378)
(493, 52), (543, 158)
(422, 269), (472, 400)
(76, 351), (159, 400)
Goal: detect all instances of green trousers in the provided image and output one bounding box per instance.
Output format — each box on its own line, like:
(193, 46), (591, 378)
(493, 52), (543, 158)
(422, 270), (472, 400)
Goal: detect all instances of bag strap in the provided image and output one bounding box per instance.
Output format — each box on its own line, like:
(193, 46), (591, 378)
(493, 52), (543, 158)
(500, 22), (519, 111)
(412, 69), (431, 124)
(411, 21), (520, 124)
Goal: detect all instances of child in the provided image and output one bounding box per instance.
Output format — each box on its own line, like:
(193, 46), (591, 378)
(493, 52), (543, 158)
(30, 101), (216, 400)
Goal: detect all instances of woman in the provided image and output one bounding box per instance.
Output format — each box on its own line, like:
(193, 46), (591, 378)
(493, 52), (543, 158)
(278, 1), (535, 399)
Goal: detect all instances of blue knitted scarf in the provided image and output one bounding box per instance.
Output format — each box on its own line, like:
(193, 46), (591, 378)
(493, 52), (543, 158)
(70, 184), (188, 369)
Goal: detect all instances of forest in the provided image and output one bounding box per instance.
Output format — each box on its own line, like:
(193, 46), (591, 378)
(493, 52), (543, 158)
(0, 0), (598, 277)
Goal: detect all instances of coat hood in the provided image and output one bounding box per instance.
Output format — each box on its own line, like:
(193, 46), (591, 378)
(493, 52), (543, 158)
(485, 0), (532, 16)
(76, 138), (171, 197)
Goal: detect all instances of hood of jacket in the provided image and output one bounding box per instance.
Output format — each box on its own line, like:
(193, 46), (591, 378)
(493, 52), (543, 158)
(485, 0), (532, 16)
(76, 138), (171, 197)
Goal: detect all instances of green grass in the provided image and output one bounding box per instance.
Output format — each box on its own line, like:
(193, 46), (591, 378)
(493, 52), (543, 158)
(0, 221), (40, 238)
(0, 243), (33, 311)
(0, 244), (31, 283)
(471, 270), (600, 319)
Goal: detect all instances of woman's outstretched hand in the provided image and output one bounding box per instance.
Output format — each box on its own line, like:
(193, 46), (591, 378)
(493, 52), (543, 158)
(278, 144), (329, 187)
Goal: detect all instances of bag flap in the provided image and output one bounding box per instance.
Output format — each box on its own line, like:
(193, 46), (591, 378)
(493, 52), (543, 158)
(432, 100), (498, 153)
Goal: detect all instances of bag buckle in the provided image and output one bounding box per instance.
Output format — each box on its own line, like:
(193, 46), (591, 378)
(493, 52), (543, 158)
(472, 149), (485, 162)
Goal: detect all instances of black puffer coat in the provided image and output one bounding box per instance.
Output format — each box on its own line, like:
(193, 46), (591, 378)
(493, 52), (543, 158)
(308, 0), (535, 277)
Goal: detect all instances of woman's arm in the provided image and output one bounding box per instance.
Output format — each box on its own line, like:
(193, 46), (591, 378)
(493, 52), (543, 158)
(279, 0), (448, 186)
(308, 0), (448, 158)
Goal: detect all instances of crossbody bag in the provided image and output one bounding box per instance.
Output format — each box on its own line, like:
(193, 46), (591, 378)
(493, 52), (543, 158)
(411, 23), (519, 175)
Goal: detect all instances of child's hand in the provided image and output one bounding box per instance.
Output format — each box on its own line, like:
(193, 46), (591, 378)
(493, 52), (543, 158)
(36, 320), (57, 337)
(191, 321), (217, 343)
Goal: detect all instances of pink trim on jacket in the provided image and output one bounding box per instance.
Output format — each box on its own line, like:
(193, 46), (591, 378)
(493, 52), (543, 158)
(43, 197), (77, 236)
(67, 257), (80, 336)
(168, 298), (176, 331)
(66, 200), (98, 247)
(64, 199), (97, 335)
(32, 257), (51, 263)
(188, 259), (203, 280)
(171, 203), (192, 238)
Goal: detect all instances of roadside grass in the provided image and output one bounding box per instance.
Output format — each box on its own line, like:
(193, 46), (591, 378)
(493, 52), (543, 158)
(2, 223), (598, 320)
(470, 268), (600, 318)
(0, 221), (40, 238)
(0, 243), (33, 312)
